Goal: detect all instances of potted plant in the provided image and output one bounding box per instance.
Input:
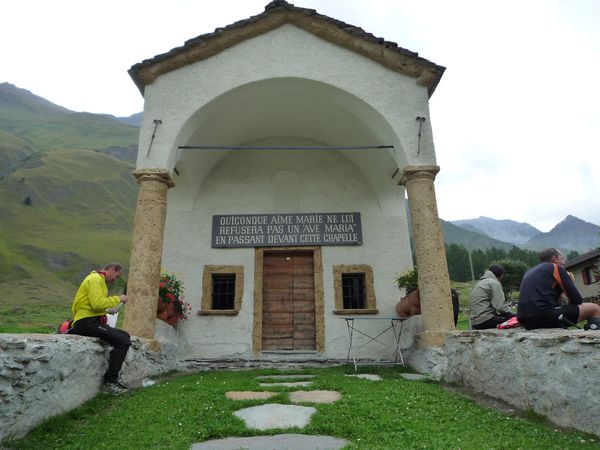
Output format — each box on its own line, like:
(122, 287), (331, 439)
(157, 272), (191, 326)
(395, 267), (421, 317)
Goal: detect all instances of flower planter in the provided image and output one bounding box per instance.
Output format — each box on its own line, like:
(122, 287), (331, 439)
(395, 288), (421, 317)
(158, 271), (190, 325)
(156, 297), (168, 313)
(157, 309), (169, 321)
(166, 301), (177, 319)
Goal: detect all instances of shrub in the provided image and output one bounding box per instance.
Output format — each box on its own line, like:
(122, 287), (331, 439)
(397, 267), (418, 294)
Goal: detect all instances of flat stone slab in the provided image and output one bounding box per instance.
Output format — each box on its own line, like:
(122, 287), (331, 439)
(345, 374), (382, 381)
(191, 433), (348, 449)
(400, 373), (430, 381)
(234, 403), (316, 430)
(226, 391), (277, 400)
(256, 374), (317, 380)
(259, 381), (312, 387)
(289, 390), (341, 404)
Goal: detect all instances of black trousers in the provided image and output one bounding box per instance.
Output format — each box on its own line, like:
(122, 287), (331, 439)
(72, 316), (131, 383)
(472, 312), (516, 330)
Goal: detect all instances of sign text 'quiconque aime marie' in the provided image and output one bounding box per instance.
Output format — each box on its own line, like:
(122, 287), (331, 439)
(212, 212), (362, 248)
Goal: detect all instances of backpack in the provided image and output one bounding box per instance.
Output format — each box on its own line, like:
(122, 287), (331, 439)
(57, 319), (74, 334)
(57, 315), (109, 334)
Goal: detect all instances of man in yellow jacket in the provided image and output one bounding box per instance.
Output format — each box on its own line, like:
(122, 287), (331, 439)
(71, 262), (130, 395)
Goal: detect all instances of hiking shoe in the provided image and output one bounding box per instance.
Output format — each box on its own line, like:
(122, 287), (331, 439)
(102, 381), (128, 395)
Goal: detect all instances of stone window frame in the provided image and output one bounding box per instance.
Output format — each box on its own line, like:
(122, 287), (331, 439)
(199, 265), (244, 316)
(582, 265), (600, 285)
(332, 264), (378, 314)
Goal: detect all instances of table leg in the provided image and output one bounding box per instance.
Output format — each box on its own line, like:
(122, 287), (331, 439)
(345, 319), (354, 365)
(391, 319), (405, 365)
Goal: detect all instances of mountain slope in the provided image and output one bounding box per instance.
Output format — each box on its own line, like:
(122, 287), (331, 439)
(0, 83), (139, 153)
(0, 149), (136, 305)
(525, 215), (600, 253)
(440, 219), (514, 251)
(0, 82), (70, 116)
(116, 112), (143, 127)
(451, 216), (541, 245)
(0, 83), (140, 324)
(0, 130), (37, 177)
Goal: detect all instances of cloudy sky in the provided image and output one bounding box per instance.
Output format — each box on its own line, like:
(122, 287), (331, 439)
(2, 0), (599, 232)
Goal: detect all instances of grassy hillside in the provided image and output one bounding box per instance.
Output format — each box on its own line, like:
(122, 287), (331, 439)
(0, 129), (38, 176)
(0, 83), (139, 154)
(0, 84), (142, 332)
(0, 148), (137, 332)
(0, 108), (139, 153)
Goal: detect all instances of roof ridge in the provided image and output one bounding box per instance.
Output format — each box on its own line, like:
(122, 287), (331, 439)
(129, 2), (445, 96)
(264, 0), (294, 10)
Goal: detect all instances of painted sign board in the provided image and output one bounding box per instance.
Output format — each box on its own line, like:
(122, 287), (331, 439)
(212, 212), (362, 248)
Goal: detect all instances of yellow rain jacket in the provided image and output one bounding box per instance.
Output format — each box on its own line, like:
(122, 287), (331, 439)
(71, 271), (120, 324)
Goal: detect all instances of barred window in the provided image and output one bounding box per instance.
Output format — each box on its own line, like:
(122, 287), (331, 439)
(200, 265), (244, 315)
(342, 273), (366, 309)
(333, 265), (377, 314)
(212, 274), (236, 309)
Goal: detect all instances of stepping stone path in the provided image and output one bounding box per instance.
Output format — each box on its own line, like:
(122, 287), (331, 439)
(234, 403), (316, 430)
(345, 373), (382, 381)
(259, 381), (312, 387)
(225, 391), (276, 400)
(191, 433), (348, 450)
(289, 390), (341, 404)
(197, 372), (389, 449)
(400, 373), (430, 381)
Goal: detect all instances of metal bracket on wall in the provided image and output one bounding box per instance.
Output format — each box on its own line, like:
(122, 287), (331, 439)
(416, 117), (426, 155)
(146, 119), (163, 157)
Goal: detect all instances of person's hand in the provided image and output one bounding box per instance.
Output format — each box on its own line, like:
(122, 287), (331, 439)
(120, 295), (128, 303)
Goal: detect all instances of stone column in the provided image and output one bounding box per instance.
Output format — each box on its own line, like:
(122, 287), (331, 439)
(399, 165), (455, 347)
(123, 169), (174, 339)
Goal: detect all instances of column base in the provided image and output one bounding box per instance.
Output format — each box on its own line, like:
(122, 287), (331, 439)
(416, 330), (449, 348)
(125, 320), (157, 341)
(137, 337), (162, 353)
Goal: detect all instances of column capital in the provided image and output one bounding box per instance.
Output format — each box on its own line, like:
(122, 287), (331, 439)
(398, 165), (440, 186)
(133, 168), (175, 188)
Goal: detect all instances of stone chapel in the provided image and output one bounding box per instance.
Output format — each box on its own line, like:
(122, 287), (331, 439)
(123, 0), (455, 361)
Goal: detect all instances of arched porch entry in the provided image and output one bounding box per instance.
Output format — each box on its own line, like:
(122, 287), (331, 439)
(124, 76), (454, 354)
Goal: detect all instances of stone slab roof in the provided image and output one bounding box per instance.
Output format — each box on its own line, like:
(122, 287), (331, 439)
(129, 0), (445, 97)
(565, 247), (600, 269)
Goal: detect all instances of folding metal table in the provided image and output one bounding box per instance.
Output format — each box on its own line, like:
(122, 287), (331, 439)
(340, 317), (408, 370)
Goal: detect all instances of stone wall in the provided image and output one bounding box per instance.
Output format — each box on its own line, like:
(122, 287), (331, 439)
(0, 333), (179, 442)
(3, 329), (599, 442)
(444, 329), (600, 437)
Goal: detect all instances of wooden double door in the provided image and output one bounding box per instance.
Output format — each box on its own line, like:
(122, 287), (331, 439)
(262, 250), (316, 351)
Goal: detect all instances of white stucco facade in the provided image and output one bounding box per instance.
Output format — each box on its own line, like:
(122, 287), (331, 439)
(129, 11), (448, 359)
(162, 146), (412, 359)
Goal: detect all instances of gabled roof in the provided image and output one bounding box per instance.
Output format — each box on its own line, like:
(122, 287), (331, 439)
(129, 0), (445, 97)
(565, 247), (600, 269)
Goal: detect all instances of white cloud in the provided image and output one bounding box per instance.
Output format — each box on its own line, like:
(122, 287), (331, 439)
(2, 0), (599, 232)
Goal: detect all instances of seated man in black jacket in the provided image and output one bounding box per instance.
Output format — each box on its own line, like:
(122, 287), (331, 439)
(517, 248), (600, 330)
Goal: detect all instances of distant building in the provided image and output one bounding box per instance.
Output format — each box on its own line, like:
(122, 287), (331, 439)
(565, 248), (600, 303)
(124, 0), (455, 360)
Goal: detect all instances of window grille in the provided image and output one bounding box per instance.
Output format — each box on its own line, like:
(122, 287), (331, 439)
(342, 273), (366, 309)
(212, 274), (236, 309)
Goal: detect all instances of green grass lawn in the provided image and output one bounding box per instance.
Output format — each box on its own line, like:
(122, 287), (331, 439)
(4, 366), (598, 449)
(453, 280), (475, 330)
